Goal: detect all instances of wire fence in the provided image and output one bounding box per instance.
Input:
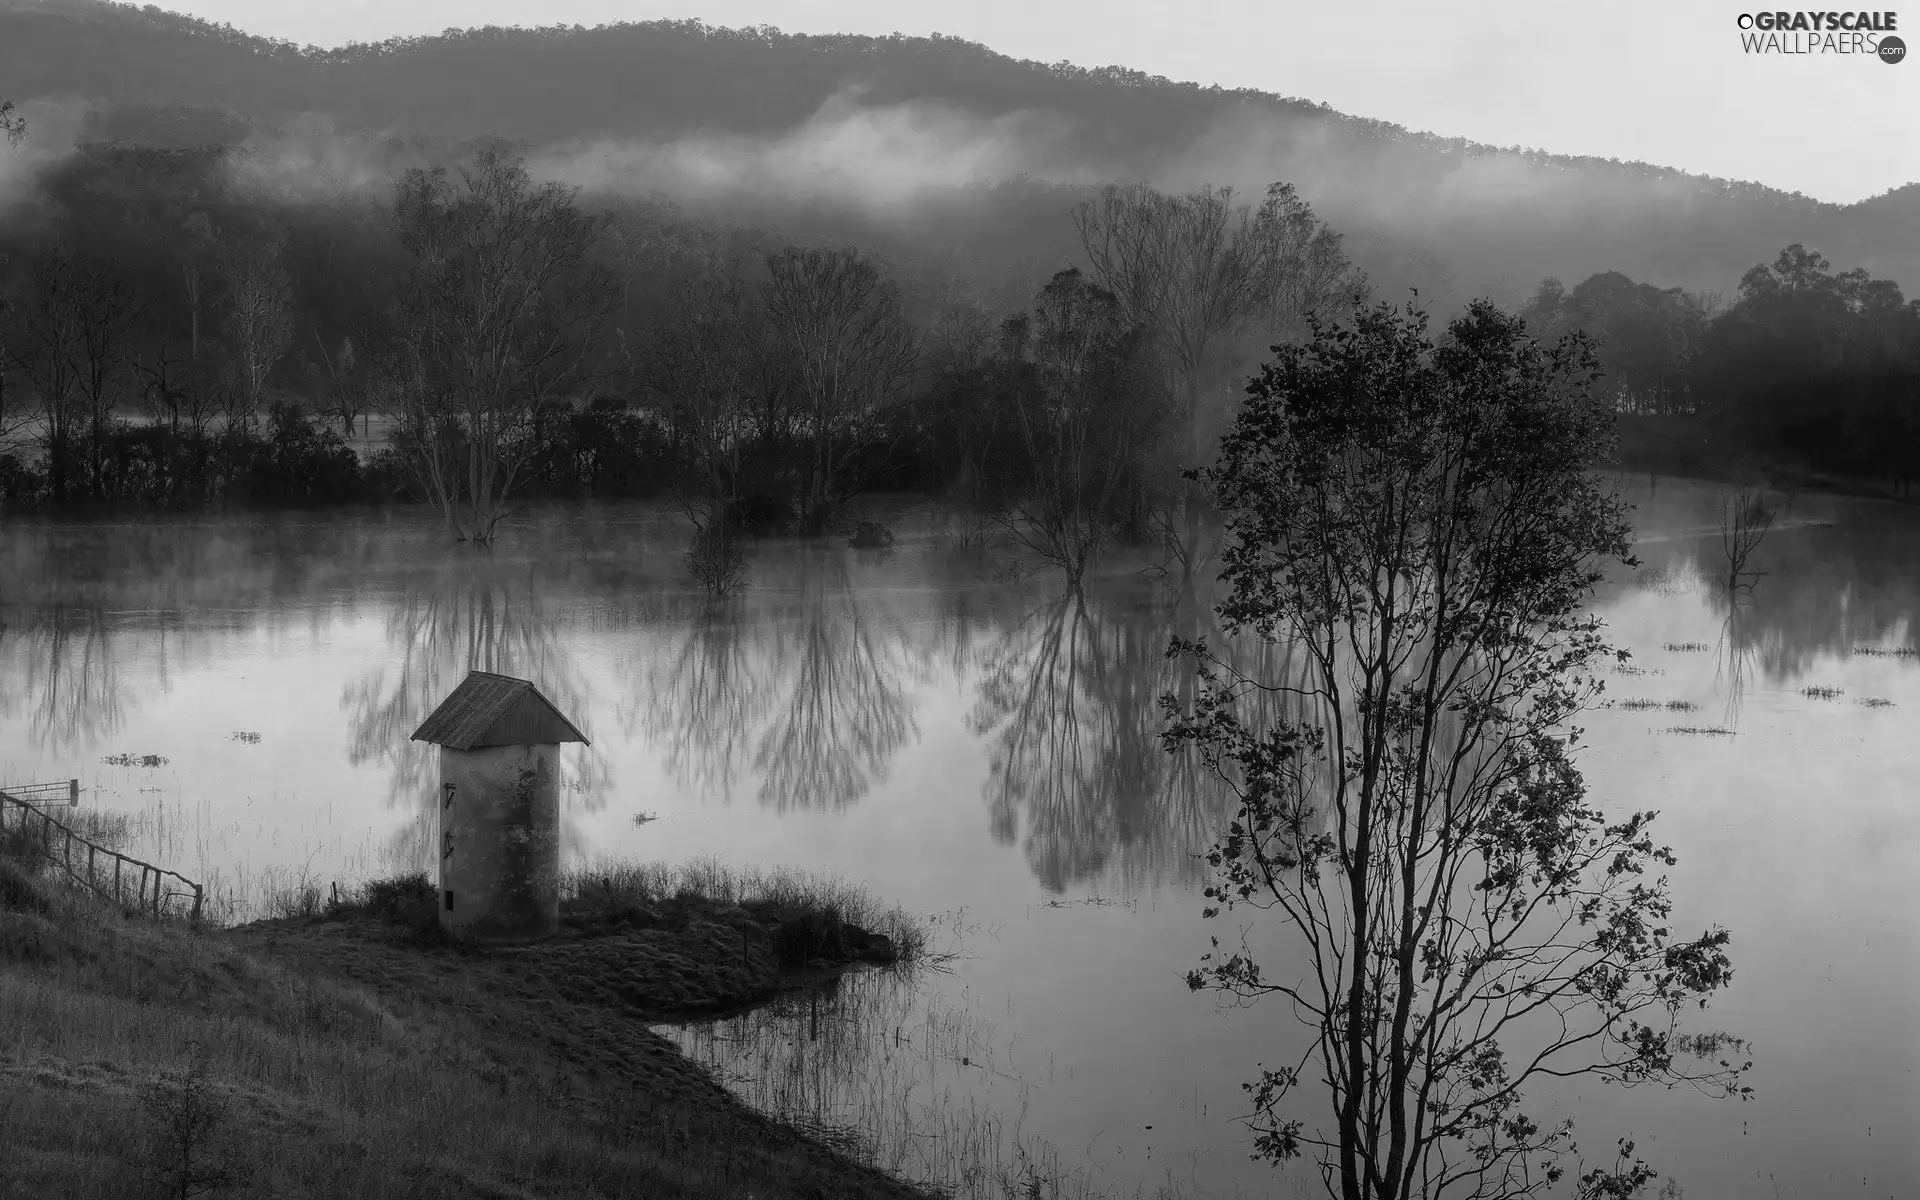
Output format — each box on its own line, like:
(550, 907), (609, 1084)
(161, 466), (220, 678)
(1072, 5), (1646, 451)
(0, 784), (204, 923)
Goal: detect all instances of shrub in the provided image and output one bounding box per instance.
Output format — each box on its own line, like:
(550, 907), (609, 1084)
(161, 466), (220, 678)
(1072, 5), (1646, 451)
(685, 524), (748, 596)
(848, 521), (895, 549)
(725, 489), (794, 536)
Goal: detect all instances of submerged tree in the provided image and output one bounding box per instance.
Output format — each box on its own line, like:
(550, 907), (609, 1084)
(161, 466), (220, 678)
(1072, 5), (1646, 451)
(387, 147), (618, 542)
(1165, 300), (1749, 1199)
(993, 269), (1157, 582)
(1075, 181), (1363, 571)
(763, 246), (918, 533)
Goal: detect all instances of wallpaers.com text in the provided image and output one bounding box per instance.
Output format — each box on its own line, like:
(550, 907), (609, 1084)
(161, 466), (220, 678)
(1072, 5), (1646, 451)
(1736, 11), (1906, 58)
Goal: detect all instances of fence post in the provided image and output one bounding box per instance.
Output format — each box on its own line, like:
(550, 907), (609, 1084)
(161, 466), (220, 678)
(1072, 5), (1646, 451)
(69, 778), (78, 807)
(191, 883), (204, 925)
(88, 844), (96, 891)
(114, 857), (123, 906)
(41, 809), (51, 853)
(64, 828), (73, 880)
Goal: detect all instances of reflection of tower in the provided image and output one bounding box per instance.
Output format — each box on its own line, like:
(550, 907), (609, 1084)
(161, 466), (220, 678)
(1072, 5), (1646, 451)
(410, 671), (589, 942)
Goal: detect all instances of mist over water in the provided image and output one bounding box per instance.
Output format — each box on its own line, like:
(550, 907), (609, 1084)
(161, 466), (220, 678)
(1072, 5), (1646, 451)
(2, 480), (1916, 1198)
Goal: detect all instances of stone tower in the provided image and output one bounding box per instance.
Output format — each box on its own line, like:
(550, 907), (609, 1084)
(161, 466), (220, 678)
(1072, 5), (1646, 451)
(410, 671), (589, 942)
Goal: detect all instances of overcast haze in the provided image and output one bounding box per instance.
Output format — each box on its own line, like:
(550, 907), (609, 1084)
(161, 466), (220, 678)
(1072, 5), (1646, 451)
(157, 0), (1920, 205)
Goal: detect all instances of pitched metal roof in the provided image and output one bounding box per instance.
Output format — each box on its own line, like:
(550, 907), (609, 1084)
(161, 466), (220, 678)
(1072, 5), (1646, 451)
(409, 671), (590, 750)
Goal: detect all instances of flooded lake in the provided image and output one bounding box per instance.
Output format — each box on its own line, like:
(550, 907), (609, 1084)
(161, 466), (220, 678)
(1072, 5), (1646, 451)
(1, 477), (1915, 1199)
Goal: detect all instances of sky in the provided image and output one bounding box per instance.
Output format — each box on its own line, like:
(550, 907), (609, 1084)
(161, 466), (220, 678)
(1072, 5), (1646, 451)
(155, 0), (1919, 204)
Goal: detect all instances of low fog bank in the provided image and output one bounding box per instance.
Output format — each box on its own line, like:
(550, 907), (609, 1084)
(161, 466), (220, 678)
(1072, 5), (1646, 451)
(2, 8), (1915, 312)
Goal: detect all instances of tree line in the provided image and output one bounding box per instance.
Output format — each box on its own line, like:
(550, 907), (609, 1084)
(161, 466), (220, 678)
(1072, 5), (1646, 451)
(1521, 245), (1920, 491)
(0, 136), (1364, 565)
(4, 129), (1916, 553)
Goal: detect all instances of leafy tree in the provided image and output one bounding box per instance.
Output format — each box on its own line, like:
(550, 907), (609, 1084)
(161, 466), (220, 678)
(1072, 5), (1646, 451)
(1691, 244), (1920, 476)
(1165, 299), (1749, 1200)
(0, 99), (23, 145)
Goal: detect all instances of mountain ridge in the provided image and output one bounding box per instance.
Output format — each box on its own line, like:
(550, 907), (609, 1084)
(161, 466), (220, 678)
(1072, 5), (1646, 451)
(2, 0), (1916, 302)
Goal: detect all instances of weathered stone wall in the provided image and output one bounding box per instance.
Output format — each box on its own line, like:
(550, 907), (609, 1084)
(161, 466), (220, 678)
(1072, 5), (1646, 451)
(437, 743), (560, 941)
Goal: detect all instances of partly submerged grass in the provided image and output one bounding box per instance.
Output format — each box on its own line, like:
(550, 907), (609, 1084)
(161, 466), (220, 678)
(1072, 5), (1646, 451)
(1664, 726), (1738, 737)
(1853, 645), (1920, 658)
(564, 855), (932, 966)
(1802, 686), (1845, 700)
(0, 851), (935, 1200)
(1662, 642), (1711, 653)
(1615, 698), (1700, 712)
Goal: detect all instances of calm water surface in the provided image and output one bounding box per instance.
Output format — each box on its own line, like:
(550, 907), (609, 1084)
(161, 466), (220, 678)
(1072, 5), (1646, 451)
(0, 479), (1915, 1199)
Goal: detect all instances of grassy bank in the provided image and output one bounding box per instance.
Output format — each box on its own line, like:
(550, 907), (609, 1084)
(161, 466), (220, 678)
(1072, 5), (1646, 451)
(0, 849), (935, 1200)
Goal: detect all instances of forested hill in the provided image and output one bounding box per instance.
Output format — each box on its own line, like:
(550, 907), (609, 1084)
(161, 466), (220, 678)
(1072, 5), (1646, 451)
(2, 0), (1918, 304)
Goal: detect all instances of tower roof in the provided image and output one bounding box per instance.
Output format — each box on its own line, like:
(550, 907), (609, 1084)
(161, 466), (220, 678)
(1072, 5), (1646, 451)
(410, 671), (590, 750)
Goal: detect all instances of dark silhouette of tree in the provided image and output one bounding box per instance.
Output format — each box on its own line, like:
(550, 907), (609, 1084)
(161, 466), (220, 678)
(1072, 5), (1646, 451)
(1166, 299), (1749, 1198)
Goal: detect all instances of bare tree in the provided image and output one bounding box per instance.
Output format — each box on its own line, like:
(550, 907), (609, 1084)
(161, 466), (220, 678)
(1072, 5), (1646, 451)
(0, 294), (32, 460)
(1075, 182), (1361, 571)
(762, 246), (919, 532)
(642, 252), (760, 528)
(308, 330), (366, 439)
(5, 247), (143, 503)
(0, 99), (23, 146)
(1247, 183), (1371, 345)
(1715, 486), (1776, 594)
(178, 212), (216, 365)
(214, 220), (295, 435)
(386, 147), (619, 542)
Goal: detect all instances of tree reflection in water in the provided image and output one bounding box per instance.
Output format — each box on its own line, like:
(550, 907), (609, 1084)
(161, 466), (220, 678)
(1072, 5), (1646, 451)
(340, 555), (610, 874)
(0, 605), (127, 755)
(968, 577), (1268, 894)
(628, 546), (921, 812)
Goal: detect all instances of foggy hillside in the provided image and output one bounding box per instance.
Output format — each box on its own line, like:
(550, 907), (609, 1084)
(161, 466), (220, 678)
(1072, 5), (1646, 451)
(2, 0), (1918, 305)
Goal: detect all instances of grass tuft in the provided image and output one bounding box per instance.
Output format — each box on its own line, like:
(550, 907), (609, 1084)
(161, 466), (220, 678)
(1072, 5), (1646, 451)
(562, 856), (930, 966)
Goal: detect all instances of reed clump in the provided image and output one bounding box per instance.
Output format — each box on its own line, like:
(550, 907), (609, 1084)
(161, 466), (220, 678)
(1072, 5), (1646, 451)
(562, 856), (930, 966)
(1616, 698), (1699, 712)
